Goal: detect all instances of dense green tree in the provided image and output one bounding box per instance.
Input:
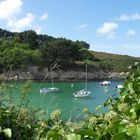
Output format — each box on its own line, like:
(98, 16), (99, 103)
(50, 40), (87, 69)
(0, 38), (37, 70)
(40, 39), (87, 68)
(1, 46), (29, 70)
(0, 28), (14, 39)
(79, 48), (99, 61)
(19, 30), (39, 50)
(38, 34), (54, 46)
(76, 40), (90, 49)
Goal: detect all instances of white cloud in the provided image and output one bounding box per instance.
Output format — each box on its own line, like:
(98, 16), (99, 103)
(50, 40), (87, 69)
(126, 30), (136, 38)
(97, 22), (118, 39)
(7, 13), (35, 32)
(0, 0), (47, 34)
(0, 0), (23, 20)
(40, 12), (48, 20)
(74, 23), (88, 30)
(119, 13), (140, 21)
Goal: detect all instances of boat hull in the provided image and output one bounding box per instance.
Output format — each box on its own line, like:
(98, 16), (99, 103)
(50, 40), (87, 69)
(40, 87), (59, 94)
(116, 85), (123, 89)
(100, 81), (111, 86)
(73, 89), (91, 98)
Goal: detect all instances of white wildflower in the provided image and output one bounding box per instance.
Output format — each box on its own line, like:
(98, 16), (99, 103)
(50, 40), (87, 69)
(3, 128), (12, 138)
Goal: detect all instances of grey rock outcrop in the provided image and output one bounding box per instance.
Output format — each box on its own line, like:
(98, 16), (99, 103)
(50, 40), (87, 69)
(0, 66), (122, 81)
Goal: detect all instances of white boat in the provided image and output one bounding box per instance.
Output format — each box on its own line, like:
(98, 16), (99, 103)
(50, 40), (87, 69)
(116, 84), (123, 89)
(40, 72), (59, 94)
(73, 64), (91, 98)
(48, 87), (59, 92)
(100, 81), (111, 86)
(73, 89), (90, 97)
(40, 88), (50, 94)
(40, 87), (59, 94)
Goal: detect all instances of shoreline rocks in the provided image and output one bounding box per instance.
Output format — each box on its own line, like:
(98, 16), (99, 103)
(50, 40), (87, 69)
(0, 66), (123, 81)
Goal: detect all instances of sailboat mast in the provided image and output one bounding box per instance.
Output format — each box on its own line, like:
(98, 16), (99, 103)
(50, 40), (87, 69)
(85, 64), (87, 90)
(51, 72), (54, 87)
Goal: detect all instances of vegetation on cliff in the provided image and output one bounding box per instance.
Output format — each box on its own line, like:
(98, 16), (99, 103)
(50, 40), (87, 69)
(0, 28), (140, 74)
(0, 28), (96, 73)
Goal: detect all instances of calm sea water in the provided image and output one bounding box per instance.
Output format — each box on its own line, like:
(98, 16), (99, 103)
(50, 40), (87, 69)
(4, 80), (123, 121)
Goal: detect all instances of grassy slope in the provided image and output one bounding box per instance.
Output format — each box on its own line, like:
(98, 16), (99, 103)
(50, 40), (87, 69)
(91, 51), (140, 72)
(61, 51), (140, 73)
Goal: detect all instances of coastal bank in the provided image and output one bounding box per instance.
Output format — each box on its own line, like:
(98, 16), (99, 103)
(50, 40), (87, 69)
(0, 66), (122, 81)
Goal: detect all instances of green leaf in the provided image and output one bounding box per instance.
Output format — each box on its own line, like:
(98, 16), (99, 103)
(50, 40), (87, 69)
(101, 133), (111, 140)
(128, 83), (133, 92)
(134, 124), (140, 140)
(65, 133), (81, 140)
(106, 121), (120, 134)
(111, 132), (132, 140)
(47, 130), (63, 140)
(135, 103), (140, 117)
(76, 129), (100, 139)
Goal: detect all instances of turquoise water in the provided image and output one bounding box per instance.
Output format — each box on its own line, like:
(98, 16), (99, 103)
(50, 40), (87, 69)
(3, 80), (123, 120)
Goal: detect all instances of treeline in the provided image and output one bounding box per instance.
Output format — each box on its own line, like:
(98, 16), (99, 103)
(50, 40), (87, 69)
(0, 28), (140, 73)
(0, 28), (97, 72)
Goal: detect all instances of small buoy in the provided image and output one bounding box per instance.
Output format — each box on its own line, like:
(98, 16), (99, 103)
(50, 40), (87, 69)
(71, 83), (73, 88)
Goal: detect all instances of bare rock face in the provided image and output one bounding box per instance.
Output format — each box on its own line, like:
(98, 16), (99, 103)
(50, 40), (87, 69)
(108, 72), (121, 79)
(0, 66), (122, 81)
(59, 71), (81, 80)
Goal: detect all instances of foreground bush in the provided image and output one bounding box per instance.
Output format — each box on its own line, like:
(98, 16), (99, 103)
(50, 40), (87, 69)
(0, 63), (140, 140)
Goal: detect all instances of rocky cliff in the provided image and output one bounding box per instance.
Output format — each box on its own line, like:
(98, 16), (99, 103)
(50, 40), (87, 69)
(0, 66), (122, 81)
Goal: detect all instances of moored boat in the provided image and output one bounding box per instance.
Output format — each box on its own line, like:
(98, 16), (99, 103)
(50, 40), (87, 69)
(116, 84), (123, 89)
(40, 72), (59, 94)
(40, 88), (50, 94)
(100, 81), (111, 86)
(40, 87), (59, 94)
(73, 64), (91, 98)
(73, 89), (91, 97)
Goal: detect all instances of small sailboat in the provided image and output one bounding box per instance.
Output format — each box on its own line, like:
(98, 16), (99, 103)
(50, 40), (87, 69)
(73, 64), (91, 98)
(40, 72), (59, 94)
(73, 89), (91, 98)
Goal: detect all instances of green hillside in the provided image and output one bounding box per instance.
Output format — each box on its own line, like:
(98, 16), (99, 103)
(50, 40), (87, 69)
(0, 28), (139, 73)
(91, 51), (140, 72)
